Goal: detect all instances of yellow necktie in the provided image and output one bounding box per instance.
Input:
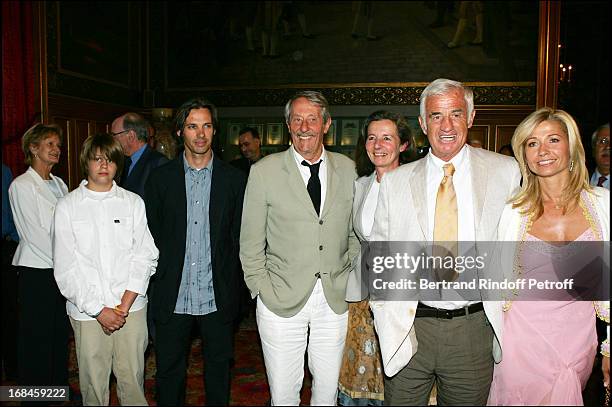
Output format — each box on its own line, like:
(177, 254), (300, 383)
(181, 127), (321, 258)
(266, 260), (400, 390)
(433, 163), (458, 282)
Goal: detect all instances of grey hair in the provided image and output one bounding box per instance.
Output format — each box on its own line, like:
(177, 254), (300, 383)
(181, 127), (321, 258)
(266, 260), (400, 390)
(419, 78), (474, 126)
(591, 123), (610, 148)
(284, 91), (331, 125)
(122, 112), (150, 142)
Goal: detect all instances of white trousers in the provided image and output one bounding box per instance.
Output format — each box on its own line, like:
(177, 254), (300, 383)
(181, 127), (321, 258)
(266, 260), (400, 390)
(257, 279), (348, 406)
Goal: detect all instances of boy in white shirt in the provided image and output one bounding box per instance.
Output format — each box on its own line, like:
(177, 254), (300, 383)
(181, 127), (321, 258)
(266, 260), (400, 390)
(53, 133), (159, 405)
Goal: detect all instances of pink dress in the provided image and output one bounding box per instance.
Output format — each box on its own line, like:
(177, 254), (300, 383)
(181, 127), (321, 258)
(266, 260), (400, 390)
(488, 229), (598, 406)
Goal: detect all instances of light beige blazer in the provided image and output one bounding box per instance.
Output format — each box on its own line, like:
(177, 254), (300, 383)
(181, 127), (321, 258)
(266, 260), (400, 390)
(369, 145), (521, 376)
(240, 148), (360, 317)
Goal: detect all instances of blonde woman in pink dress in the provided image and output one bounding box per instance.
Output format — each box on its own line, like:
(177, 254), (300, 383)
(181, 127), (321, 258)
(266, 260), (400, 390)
(488, 107), (610, 406)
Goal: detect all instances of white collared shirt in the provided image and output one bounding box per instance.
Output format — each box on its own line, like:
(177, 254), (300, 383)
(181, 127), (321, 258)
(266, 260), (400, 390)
(590, 169), (610, 190)
(53, 180), (159, 320)
(361, 175), (380, 239)
(291, 145), (328, 217)
(424, 145), (477, 310)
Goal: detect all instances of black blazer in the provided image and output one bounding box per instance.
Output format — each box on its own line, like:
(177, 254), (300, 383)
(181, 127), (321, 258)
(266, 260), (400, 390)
(144, 155), (247, 324)
(229, 157), (252, 175)
(121, 145), (169, 199)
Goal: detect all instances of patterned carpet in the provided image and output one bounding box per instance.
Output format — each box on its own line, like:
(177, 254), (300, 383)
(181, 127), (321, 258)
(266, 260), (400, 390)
(63, 312), (313, 406)
(1, 313), (605, 406)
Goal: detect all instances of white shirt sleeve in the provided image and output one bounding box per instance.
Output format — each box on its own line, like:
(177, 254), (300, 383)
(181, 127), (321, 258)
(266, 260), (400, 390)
(125, 197), (158, 295)
(9, 179), (53, 266)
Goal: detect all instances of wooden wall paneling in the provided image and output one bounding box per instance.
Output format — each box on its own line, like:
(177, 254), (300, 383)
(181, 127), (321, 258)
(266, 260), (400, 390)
(536, 1), (561, 108)
(47, 94), (142, 122)
(49, 117), (74, 189)
(95, 122), (109, 135)
(74, 119), (91, 188)
(468, 125), (490, 150)
(46, 94), (146, 189)
(494, 126), (518, 153)
(470, 106), (533, 153)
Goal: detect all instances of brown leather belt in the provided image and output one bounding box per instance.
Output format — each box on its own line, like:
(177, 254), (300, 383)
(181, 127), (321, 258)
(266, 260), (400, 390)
(415, 302), (484, 319)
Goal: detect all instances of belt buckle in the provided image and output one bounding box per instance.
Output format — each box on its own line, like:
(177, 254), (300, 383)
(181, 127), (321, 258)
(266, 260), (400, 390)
(441, 309), (453, 319)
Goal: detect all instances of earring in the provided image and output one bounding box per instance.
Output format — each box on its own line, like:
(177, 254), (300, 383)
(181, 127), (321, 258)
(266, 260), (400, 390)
(569, 160), (574, 172)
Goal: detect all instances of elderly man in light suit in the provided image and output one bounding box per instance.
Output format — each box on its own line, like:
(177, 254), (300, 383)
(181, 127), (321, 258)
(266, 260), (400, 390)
(370, 79), (521, 405)
(240, 91), (359, 405)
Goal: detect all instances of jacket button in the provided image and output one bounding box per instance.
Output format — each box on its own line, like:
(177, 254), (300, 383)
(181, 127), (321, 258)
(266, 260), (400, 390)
(319, 220), (323, 225)
(319, 245), (323, 250)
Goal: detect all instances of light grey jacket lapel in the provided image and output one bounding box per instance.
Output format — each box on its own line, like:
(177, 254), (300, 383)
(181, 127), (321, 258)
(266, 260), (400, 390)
(283, 149), (318, 218)
(469, 147), (487, 236)
(409, 159), (428, 239)
(27, 167), (63, 205)
(352, 172), (376, 241)
(322, 152), (339, 219)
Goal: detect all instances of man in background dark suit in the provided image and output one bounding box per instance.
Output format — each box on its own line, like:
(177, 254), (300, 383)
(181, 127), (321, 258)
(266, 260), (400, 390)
(590, 123), (610, 189)
(111, 112), (168, 344)
(230, 126), (262, 175)
(144, 98), (246, 406)
(111, 112), (168, 198)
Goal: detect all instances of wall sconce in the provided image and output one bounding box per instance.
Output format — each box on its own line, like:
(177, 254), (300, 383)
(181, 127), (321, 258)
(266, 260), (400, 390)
(558, 44), (573, 83)
(559, 63), (573, 83)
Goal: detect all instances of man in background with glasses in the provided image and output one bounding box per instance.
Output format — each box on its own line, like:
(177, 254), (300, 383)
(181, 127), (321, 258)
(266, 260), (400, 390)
(590, 123), (610, 189)
(111, 112), (168, 346)
(111, 112), (168, 199)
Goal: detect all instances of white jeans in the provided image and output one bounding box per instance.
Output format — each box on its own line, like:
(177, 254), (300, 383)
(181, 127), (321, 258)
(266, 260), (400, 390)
(256, 279), (349, 406)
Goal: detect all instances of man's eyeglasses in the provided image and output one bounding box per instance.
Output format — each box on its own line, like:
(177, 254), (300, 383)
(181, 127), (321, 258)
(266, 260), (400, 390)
(110, 129), (130, 137)
(596, 137), (609, 147)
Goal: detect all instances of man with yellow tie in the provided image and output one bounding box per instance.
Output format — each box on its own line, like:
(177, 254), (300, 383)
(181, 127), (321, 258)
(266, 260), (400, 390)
(369, 78), (521, 405)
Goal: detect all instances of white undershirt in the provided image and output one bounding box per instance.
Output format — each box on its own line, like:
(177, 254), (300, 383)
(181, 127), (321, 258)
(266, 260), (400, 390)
(45, 178), (65, 199)
(361, 176), (380, 239)
(292, 146), (328, 218)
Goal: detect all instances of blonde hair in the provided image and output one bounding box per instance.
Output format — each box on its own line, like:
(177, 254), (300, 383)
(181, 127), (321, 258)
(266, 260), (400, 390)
(510, 107), (591, 219)
(21, 123), (63, 165)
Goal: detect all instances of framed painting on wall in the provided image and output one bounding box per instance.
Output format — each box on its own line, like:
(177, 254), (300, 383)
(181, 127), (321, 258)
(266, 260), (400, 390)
(266, 123), (284, 145)
(160, 1), (539, 108)
(57, 1), (132, 87)
(340, 119), (360, 146)
(227, 123), (243, 145)
(324, 120), (337, 146)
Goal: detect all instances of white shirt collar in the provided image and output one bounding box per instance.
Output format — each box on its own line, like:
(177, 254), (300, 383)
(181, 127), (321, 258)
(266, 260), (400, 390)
(78, 179), (119, 200)
(427, 144), (468, 172)
(291, 145), (326, 166)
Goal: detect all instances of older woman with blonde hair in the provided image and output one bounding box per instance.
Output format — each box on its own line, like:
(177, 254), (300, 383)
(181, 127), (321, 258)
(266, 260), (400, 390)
(488, 108), (609, 405)
(8, 123), (69, 387)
